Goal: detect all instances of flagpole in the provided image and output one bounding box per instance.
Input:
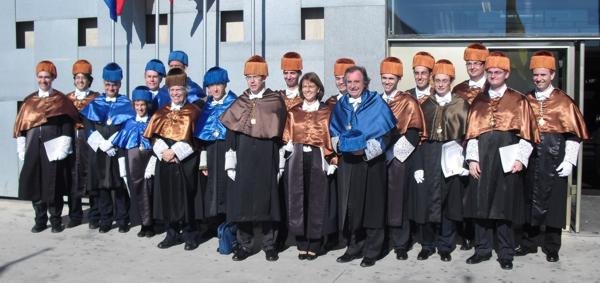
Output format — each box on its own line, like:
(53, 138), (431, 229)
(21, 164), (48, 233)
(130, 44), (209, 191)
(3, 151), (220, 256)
(251, 0), (255, 55)
(111, 20), (115, 62)
(155, 0), (160, 58)
(203, 0), (207, 72)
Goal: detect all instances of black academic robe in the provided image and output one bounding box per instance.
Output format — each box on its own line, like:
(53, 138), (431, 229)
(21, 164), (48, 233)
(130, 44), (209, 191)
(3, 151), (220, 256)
(83, 120), (125, 191)
(200, 139), (229, 218)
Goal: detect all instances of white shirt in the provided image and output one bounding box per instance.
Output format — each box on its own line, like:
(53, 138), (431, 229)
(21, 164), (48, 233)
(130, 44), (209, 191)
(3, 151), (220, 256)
(135, 115), (148, 123)
(285, 87), (299, 99)
(535, 85), (555, 101)
(435, 92), (452, 106)
(382, 89), (398, 103)
(336, 91), (344, 101)
(348, 96), (361, 111)
(249, 88), (266, 100)
(489, 84), (507, 99)
(211, 96), (225, 106)
(74, 89), (89, 100)
(150, 90), (159, 98)
(38, 89), (51, 98)
(301, 100), (319, 112)
(105, 95), (117, 102)
(468, 76), (486, 88)
(170, 103), (183, 111)
(415, 86), (431, 100)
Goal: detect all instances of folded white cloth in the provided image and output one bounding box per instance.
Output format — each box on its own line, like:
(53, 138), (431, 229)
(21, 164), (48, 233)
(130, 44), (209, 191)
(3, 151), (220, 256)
(87, 131), (104, 152)
(44, 135), (72, 161)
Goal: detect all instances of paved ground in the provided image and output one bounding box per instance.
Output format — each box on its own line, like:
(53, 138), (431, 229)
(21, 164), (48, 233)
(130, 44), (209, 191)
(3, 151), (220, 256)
(1, 197), (600, 283)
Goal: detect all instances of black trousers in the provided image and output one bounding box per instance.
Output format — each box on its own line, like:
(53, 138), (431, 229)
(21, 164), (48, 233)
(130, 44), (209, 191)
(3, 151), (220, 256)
(164, 221), (199, 243)
(88, 193), (100, 224)
(344, 227), (384, 259)
(474, 219), (515, 260)
(520, 224), (562, 253)
(420, 216), (457, 253)
(98, 187), (130, 226)
(389, 216), (411, 252)
(67, 195), (83, 222)
(296, 236), (322, 253)
(236, 221), (278, 252)
(32, 198), (64, 227)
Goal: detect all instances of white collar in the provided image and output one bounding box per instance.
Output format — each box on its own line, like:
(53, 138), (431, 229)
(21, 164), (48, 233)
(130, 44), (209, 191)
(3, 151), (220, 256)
(105, 95), (117, 102)
(382, 89), (398, 103)
(38, 89), (51, 98)
(74, 89), (89, 100)
(348, 96), (361, 111)
(435, 92), (452, 106)
(336, 91), (344, 101)
(415, 86), (431, 99)
(249, 88), (266, 99)
(468, 76), (486, 88)
(285, 87), (299, 99)
(150, 89), (159, 97)
(535, 85), (555, 101)
(302, 100), (319, 112)
(135, 115), (148, 122)
(211, 96), (225, 106)
(489, 84), (507, 99)
(170, 102), (184, 111)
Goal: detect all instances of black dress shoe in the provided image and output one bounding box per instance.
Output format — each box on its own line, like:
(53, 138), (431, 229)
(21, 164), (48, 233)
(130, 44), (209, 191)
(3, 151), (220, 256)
(145, 229), (155, 238)
(232, 248), (251, 261)
(395, 250), (408, 260)
(118, 225), (129, 233)
(360, 257), (376, 267)
(265, 249), (279, 261)
(336, 253), (361, 263)
(546, 252), (559, 262)
(66, 220), (82, 228)
(51, 224), (65, 233)
(31, 223), (48, 233)
(439, 251), (452, 262)
(157, 237), (183, 249)
(99, 225), (111, 233)
(137, 228), (146, 237)
(460, 239), (473, 250)
(306, 253), (318, 261)
(298, 253), (308, 260)
(466, 253), (492, 264)
(88, 222), (99, 229)
(499, 259), (513, 270)
(515, 246), (537, 256)
(184, 241), (199, 251)
(417, 249), (435, 260)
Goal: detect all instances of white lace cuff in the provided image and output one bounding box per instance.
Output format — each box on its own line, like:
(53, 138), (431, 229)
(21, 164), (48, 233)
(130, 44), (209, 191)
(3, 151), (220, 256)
(153, 138), (169, 161)
(331, 136), (339, 154)
(171, 141), (194, 160)
(16, 136), (26, 154)
(364, 138), (383, 161)
(145, 156), (157, 178)
(564, 140), (581, 166)
(393, 136), (416, 162)
(224, 149), (236, 170)
(516, 139), (533, 168)
(466, 139), (479, 162)
(279, 147), (286, 169)
(199, 150), (208, 169)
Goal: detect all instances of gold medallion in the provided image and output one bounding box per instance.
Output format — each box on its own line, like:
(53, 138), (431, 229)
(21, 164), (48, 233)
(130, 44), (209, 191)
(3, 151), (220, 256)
(250, 118), (256, 125)
(213, 131), (219, 137)
(538, 118), (546, 126)
(436, 127), (443, 134)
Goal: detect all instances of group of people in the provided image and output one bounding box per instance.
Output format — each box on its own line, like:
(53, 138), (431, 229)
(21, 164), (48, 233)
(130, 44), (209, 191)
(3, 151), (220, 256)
(14, 44), (589, 270)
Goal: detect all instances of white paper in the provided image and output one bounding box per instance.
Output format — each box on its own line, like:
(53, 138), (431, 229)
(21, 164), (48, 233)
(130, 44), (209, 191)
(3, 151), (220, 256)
(498, 143), (520, 173)
(441, 141), (465, 178)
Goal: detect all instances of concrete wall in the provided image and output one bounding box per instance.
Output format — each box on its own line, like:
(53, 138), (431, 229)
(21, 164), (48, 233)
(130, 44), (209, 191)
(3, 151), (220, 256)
(0, 0), (387, 197)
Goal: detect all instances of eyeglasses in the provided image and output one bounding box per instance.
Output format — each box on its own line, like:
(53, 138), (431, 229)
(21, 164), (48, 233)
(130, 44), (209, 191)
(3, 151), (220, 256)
(487, 70), (506, 76)
(245, 75), (262, 82)
(434, 79), (451, 84)
(466, 61), (484, 67)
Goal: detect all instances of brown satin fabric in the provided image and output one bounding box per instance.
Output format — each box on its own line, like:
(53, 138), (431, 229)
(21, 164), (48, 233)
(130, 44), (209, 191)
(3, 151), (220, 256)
(421, 94), (469, 141)
(220, 89), (287, 139)
(452, 80), (487, 105)
(67, 91), (100, 129)
(143, 103), (200, 142)
(277, 90), (303, 110)
(387, 91), (427, 138)
(282, 103), (336, 159)
(466, 88), (540, 143)
(525, 89), (590, 140)
(325, 96), (339, 110)
(13, 90), (80, 137)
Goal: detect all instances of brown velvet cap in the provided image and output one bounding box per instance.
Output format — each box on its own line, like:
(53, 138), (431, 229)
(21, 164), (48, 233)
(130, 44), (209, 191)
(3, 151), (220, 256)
(464, 43), (489, 62)
(485, 51), (510, 71)
(412, 52), (435, 69)
(432, 59), (455, 79)
(72, 59), (93, 75)
(529, 50), (556, 71)
(380, 57), (403, 77)
(334, 58), (355, 76)
(36, 60), (57, 78)
(244, 55), (269, 76)
(280, 52), (303, 71)
(165, 68), (187, 88)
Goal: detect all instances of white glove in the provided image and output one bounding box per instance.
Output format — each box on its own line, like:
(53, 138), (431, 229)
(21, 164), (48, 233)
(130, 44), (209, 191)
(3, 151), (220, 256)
(226, 169), (236, 181)
(99, 139), (114, 152)
(283, 141), (294, 158)
(327, 164), (337, 175)
(556, 161), (574, 177)
(17, 136), (26, 161)
(144, 156), (157, 179)
(277, 169), (284, 182)
(106, 148), (117, 157)
(414, 170), (424, 184)
(118, 157), (127, 178)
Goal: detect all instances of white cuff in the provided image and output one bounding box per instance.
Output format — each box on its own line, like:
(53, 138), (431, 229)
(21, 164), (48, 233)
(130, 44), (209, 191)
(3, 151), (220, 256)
(331, 136), (339, 154)
(516, 139), (533, 168)
(199, 150), (208, 169)
(145, 156), (157, 178)
(16, 136), (26, 155)
(466, 139), (479, 162)
(171, 141), (194, 160)
(44, 135), (73, 161)
(279, 147), (286, 169)
(393, 136), (416, 162)
(87, 131), (104, 152)
(118, 157), (127, 177)
(564, 140), (581, 166)
(224, 149), (237, 170)
(364, 138), (383, 161)
(153, 138), (169, 161)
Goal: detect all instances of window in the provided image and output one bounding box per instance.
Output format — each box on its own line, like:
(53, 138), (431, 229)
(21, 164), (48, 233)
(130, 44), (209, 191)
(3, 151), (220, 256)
(301, 8), (324, 40)
(145, 14), (168, 44)
(16, 21), (34, 49)
(78, 18), (98, 47)
(221, 10), (244, 42)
